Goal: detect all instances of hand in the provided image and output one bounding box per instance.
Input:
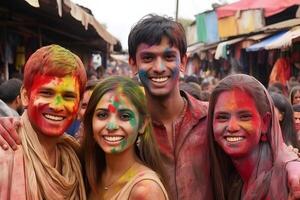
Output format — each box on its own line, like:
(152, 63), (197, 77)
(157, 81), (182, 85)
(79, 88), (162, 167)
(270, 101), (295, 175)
(287, 161), (300, 199)
(0, 117), (21, 151)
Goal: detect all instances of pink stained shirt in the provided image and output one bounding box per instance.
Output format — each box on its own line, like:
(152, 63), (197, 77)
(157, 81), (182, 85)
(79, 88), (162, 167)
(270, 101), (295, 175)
(0, 147), (27, 200)
(152, 91), (212, 200)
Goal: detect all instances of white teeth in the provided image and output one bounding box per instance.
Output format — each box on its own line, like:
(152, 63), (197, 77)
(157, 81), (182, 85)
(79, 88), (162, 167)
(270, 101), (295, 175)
(103, 136), (124, 142)
(44, 114), (64, 121)
(225, 136), (244, 142)
(151, 77), (168, 83)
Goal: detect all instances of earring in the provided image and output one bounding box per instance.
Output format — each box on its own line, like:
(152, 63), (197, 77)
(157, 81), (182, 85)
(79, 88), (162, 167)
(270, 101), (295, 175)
(136, 135), (141, 146)
(136, 73), (141, 84)
(260, 133), (267, 142)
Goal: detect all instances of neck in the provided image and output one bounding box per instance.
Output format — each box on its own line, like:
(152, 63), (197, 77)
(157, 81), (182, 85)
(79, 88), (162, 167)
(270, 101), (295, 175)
(36, 133), (59, 167)
(231, 146), (260, 185)
(105, 148), (138, 175)
(146, 88), (185, 123)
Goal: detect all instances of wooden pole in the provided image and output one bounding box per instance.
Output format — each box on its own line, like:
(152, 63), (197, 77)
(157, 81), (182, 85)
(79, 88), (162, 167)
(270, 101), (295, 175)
(175, 0), (179, 21)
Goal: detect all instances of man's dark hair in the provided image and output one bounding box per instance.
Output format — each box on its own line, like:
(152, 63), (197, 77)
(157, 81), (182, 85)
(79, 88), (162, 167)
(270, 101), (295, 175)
(293, 104), (300, 112)
(128, 14), (187, 62)
(0, 78), (22, 103)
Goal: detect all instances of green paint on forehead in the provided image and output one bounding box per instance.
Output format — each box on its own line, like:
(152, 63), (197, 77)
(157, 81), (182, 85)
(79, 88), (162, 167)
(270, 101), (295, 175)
(112, 95), (120, 109)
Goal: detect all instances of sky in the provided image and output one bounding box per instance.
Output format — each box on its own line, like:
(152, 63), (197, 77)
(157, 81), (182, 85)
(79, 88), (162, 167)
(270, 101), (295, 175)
(72, 0), (236, 50)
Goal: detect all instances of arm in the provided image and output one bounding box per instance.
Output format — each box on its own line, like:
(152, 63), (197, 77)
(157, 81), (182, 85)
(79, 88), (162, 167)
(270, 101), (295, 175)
(287, 161), (300, 199)
(129, 180), (167, 200)
(0, 117), (21, 150)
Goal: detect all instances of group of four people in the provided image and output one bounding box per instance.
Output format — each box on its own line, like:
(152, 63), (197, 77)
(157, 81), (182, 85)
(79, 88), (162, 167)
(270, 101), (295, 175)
(1, 14), (300, 200)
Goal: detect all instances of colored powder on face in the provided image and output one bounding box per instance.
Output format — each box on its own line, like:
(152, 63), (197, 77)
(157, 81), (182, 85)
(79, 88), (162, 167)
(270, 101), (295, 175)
(108, 104), (116, 113)
(171, 65), (180, 80)
(120, 139), (128, 150)
(129, 115), (137, 128)
(106, 121), (118, 130)
(112, 95), (120, 108)
(111, 148), (117, 154)
(54, 95), (63, 105)
(138, 69), (149, 87)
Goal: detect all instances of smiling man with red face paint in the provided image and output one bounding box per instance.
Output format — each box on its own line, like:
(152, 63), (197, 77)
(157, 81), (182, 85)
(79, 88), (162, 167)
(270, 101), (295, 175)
(0, 45), (87, 200)
(26, 75), (80, 137)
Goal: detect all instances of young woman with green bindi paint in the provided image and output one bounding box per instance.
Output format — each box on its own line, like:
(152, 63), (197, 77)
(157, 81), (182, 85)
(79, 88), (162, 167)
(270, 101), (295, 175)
(81, 76), (169, 200)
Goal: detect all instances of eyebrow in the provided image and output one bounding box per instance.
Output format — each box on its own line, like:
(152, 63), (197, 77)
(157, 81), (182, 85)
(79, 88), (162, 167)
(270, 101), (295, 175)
(140, 49), (177, 56)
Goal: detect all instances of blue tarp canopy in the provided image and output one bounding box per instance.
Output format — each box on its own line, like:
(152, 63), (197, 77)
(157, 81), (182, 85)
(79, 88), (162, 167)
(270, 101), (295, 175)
(246, 31), (287, 52)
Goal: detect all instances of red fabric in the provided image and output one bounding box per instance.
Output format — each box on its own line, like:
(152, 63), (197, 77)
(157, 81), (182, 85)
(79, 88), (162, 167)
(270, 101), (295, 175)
(216, 0), (300, 18)
(152, 92), (212, 200)
(269, 57), (291, 86)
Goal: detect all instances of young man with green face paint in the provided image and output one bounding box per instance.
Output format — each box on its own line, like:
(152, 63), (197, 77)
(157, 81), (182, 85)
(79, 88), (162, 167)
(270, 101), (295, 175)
(0, 45), (87, 199)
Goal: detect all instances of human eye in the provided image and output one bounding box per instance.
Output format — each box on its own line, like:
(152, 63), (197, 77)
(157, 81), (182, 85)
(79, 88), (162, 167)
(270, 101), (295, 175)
(239, 112), (252, 121)
(38, 89), (53, 97)
(81, 102), (88, 109)
(215, 113), (229, 122)
(141, 54), (154, 63)
(119, 111), (133, 121)
(164, 53), (177, 61)
(63, 92), (77, 101)
(96, 110), (108, 119)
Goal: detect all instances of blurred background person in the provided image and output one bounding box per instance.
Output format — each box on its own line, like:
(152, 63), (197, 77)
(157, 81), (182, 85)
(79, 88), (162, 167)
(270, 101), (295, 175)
(0, 78), (23, 117)
(289, 85), (300, 105)
(293, 104), (300, 143)
(270, 92), (299, 149)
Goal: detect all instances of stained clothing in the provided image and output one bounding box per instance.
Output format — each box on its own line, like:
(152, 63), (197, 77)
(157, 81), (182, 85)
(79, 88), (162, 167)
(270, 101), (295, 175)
(225, 76), (299, 200)
(153, 91), (212, 200)
(269, 57), (291, 86)
(0, 99), (19, 117)
(0, 111), (86, 200)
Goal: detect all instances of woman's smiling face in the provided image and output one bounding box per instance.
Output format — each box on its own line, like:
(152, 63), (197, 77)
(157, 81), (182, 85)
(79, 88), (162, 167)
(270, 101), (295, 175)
(213, 89), (267, 158)
(92, 90), (140, 154)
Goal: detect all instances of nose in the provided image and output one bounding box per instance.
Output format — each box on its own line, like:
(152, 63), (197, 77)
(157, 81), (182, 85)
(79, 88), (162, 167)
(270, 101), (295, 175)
(227, 117), (240, 132)
(153, 57), (166, 73)
(49, 95), (64, 112)
(106, 117), (119, 131)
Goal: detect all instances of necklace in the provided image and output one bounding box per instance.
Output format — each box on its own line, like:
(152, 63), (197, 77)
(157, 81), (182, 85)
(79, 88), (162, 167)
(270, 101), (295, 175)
(104, 162), (136, 190)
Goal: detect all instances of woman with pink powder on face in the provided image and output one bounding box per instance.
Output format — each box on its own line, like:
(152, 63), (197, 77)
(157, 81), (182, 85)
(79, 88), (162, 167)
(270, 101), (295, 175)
(208, 74), (300, 200)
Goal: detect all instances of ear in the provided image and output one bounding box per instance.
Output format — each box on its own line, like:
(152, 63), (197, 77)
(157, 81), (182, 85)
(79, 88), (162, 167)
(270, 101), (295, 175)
(261, 112), (271, 133)
(20, 86), (29, 107)
(179, 54), (187, 73)
(129, 57), (138, 75)
(138, 117), (149, 135)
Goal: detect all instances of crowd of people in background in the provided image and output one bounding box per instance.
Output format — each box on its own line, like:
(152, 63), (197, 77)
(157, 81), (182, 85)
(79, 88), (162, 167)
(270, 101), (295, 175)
(2, 14), (300, 200)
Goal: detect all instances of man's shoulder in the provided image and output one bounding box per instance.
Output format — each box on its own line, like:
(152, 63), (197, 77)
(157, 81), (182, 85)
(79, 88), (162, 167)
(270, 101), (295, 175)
(183, 91), (208, 118)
